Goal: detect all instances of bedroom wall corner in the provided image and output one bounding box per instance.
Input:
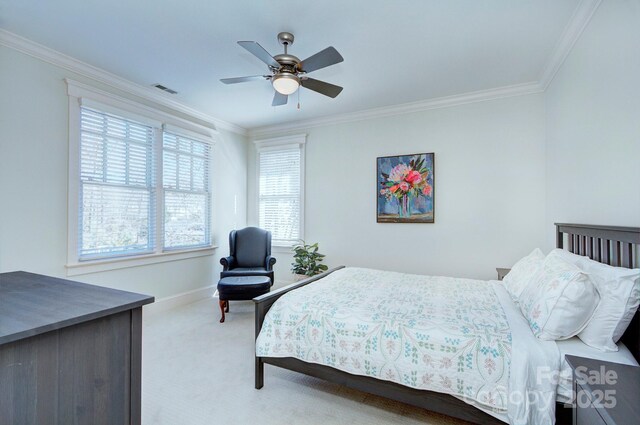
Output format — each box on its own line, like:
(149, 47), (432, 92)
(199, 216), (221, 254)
(544, 0), (640, 250)
(0, 44), (250, 299)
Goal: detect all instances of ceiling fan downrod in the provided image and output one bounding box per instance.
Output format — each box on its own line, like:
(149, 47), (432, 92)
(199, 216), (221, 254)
(277, 31), (295, 55)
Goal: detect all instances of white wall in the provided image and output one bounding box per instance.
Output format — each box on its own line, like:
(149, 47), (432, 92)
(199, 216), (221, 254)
(545, 0), (640, 249)
(3, 0), (637, 299)
(250, 94), (547, 281)
(0, 45), (248, 299)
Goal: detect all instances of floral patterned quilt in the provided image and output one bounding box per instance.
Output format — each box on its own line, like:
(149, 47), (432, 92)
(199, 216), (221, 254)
(256, 267), (512, 413)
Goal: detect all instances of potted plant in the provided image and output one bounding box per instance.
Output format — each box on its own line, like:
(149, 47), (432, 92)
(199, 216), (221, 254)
(291, 241), (328, 280)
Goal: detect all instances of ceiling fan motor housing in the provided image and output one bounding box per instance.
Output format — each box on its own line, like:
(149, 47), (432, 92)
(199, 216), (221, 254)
(273, 54), (300, 68)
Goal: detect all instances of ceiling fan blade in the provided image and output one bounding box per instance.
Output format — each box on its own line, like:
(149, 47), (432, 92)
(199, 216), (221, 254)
(220, 75), (267, 84)
(298, 47), (344, 73)
(301, 78), (343, 98)
(238, 41), (280, 69)
(272, 91), (288, 106)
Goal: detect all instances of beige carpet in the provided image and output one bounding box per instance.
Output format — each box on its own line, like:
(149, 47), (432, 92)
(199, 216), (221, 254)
(142, 297), (471, 425)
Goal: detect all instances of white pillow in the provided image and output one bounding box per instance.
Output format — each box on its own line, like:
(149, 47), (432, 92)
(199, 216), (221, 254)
(549, 249), (640, 351)
(518, 254), (599, 340)
(502, 248), (545, 301)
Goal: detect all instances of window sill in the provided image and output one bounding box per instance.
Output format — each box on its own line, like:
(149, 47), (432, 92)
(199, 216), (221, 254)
(66, 246), (218, 276)
(272, 244), (295, 254)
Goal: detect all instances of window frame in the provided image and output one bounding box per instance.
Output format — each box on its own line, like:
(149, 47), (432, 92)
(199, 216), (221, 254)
(66, 79), (217, 276)
(254, 134), (306, 248)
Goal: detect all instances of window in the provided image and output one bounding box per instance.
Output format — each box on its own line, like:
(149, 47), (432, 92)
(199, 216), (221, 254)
(256, 135), (305, 246)
(79, 108), (156, 259)
(163, 131), (211, 250)
(67, 79), (215, 271)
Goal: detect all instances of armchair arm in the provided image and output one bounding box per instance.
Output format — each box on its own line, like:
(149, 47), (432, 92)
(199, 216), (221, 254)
(220, 255), (237, 271)
(265, 255), (276, 271)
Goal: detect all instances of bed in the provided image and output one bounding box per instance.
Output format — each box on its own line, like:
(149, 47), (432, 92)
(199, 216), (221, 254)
(253, 224), (640, 424)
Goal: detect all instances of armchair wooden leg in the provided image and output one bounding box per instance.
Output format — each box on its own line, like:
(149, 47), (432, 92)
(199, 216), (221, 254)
(225, 301), (229, 313)
(219, 299), (226, 323)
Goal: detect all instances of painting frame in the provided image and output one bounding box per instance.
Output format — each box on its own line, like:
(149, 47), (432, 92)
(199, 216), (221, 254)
(376, 152), (435, 223)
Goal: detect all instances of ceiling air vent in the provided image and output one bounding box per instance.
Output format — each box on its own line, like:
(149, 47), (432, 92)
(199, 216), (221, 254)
(152, 84), (178, 95)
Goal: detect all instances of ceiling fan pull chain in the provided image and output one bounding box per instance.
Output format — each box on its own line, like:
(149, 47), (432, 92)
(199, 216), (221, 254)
(297, 89), (301, 110)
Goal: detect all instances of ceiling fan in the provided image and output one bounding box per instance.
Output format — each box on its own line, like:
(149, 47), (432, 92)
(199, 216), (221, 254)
(221, 32), (344, 106)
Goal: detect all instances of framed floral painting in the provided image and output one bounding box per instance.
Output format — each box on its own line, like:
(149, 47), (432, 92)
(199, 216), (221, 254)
(377, 153), (434, 223)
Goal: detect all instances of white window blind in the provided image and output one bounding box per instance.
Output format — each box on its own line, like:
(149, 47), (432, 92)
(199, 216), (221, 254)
(163, 132), (211, 250)
(258, 146), (302, 245)
(79, 107), (155, 259)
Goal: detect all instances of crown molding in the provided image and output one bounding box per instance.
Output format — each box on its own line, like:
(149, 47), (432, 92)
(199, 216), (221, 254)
(249, 0), (601, 138)
(0, 29), (248, 136)
(2, 0), (601, 138)
(249, 81), (543, 137)
(538, 0), (602, 90)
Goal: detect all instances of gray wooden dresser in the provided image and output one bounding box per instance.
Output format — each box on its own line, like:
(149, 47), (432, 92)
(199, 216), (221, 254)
(0, 271), (154, 425)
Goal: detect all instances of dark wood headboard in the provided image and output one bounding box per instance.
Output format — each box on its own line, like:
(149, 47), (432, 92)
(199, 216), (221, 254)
(555, 223), (640, 362)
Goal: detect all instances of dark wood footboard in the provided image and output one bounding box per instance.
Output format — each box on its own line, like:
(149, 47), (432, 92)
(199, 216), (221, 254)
(253, 266), (345, 389)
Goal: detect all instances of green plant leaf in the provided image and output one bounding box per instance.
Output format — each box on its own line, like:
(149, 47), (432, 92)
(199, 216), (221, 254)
(290, 241), (327, 276)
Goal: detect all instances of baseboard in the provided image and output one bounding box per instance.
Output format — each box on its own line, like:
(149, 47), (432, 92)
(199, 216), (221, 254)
(143, 285), (215, 317)
(272, 279), (295, 290)
(142, 279), (296, 317)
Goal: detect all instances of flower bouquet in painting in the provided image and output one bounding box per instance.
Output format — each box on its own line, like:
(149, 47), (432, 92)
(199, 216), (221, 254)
(377, 153), (434, 223)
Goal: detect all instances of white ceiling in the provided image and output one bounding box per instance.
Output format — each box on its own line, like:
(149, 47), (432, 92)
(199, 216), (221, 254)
(0, 0), (581, 129)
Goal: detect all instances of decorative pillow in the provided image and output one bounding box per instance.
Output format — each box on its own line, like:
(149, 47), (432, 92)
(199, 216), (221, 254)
(549, 249), (640, 351)
(518, 254), (599, 340)
(502, 248), (545, 301)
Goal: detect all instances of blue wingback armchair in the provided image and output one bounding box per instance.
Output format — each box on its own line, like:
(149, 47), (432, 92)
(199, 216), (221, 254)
(220, 227), (276, 283)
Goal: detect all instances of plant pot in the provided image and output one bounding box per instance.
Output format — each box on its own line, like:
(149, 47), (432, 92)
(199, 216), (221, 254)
(293, 273), (308, 282)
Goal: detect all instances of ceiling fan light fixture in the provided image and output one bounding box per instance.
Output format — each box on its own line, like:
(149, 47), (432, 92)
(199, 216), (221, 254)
(272, 72), (300, 95)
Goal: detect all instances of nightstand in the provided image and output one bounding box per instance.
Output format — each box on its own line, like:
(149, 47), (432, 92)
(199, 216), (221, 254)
(566, 355), (640, 425)
(496, 268), (510, 281)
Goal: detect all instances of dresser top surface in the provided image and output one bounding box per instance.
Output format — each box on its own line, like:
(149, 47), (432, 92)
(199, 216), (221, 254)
(0, 271), (154, 345)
